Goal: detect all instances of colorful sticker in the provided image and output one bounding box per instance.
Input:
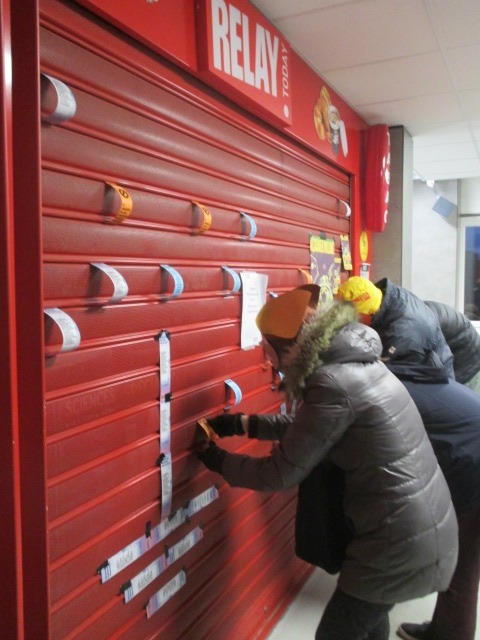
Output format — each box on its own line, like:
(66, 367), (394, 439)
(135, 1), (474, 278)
(340, 235), (353, 271)
(359, 231), (369, 262)
(105, 182), (133, 224)
(192, 201), (212, 233)
(310, 235), (339, 301)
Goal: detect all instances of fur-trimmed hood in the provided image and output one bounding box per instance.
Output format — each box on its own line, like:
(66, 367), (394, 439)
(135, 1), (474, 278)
(282, 301), (382, 399)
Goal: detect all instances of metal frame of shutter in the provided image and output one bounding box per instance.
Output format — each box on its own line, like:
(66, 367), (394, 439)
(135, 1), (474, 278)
(5, 0), (352, 637)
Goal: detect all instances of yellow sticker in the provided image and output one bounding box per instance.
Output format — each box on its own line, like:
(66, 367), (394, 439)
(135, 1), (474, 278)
(106, 182), (133, 224)
(197, 418), (216, 441)
(359, 231), (369, 262)
(192, 201), (212, 233)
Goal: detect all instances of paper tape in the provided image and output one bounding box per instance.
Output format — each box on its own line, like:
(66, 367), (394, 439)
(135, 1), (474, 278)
(339, 199), (351, 217)
(160, 452), (173, 519)
(90, 262), (128, 302)
(240, 211), (257, 240)
(41, 74), (76, 124)
(146, 570), (187, 618)
(221, 266), (241, 295)
(44, 308), (81, 353)
(161, 265), (184, 299)
(224, 378), (242, 408)
(98, 486), (218, 583)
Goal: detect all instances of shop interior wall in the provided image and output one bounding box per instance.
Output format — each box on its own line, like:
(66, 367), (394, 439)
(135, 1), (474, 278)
(410, 179), (458, 306)
(370, 126), (458, 308)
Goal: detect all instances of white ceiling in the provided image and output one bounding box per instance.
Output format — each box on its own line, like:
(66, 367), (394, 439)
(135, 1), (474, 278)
(250, 0), (480, 182)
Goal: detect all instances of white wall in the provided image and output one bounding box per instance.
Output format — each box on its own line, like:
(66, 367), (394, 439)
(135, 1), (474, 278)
(460, 177), (480, 214)
(410, 180), (458, 306)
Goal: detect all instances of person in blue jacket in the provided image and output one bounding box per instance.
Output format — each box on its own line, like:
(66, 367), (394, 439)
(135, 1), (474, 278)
(339, 277), (480, 640)
(396, 379), (480, 640)
(337, 276), (454, 381)
(425, 300), (480, 393)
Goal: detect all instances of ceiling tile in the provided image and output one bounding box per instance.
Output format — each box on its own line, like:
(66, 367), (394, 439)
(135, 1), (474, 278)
(428, 0), (480, 48)
(358, 93), (461, 127)
(269, 0), (437, 71)
(250, 0), (352, 20)
(250, 0), (480, 180)
(446, 44), (480, 91)
(414, 141), (478, 162)
(410, 121), (472, 144)
(471, 121), (480, 139)
(323, 53), (453, 106)
(414, 157), (480, 181)
(458, 89), (480, 120)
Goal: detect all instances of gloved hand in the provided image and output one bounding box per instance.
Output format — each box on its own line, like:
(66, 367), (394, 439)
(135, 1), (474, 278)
(208, 413), (245, 438)
(197, 441), (227, 474)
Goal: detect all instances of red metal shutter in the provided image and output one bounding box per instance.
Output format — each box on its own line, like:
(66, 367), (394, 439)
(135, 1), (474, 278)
(39, 1), (351, 638)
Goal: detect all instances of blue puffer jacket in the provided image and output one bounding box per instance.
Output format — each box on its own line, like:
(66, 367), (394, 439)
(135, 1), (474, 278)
(371, 278), (454, 380)
(402, 378), (480, 514)
(425, 300), (480, 384)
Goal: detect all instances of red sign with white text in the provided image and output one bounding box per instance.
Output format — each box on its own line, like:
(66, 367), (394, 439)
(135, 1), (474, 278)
(196, 0), (292, 126)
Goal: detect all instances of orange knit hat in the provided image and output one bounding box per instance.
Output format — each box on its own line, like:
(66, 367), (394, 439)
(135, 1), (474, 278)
(256, 285), (320, 339)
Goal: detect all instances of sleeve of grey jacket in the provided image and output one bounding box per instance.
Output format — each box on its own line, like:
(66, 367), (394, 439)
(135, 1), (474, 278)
(250, 412), (294, 441)
(221, 371), (354, 491)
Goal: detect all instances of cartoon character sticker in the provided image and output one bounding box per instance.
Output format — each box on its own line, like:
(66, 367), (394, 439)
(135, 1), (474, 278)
(310, 235), (342, 301)
(313, 85), (348, 157)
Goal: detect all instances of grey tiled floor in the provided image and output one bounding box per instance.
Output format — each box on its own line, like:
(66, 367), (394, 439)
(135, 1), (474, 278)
(267, 568), (480, 640)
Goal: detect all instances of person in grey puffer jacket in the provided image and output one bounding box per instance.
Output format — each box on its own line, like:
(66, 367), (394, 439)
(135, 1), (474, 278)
(197, 285), (458, 640)
(425, 300), (480, 393)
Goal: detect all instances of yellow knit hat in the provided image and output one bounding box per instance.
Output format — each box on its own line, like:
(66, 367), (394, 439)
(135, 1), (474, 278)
(256, 285), (320, 339)
(337, 277), (382, 315)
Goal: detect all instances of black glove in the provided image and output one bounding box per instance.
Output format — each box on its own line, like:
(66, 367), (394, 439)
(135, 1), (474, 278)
(208, 413), (245, 438)
(197, 441), (227, 474)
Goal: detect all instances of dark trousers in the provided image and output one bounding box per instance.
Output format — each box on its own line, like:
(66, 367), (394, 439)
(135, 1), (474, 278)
(431, 504), (480, 640)
(315, 587), (393, 640)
